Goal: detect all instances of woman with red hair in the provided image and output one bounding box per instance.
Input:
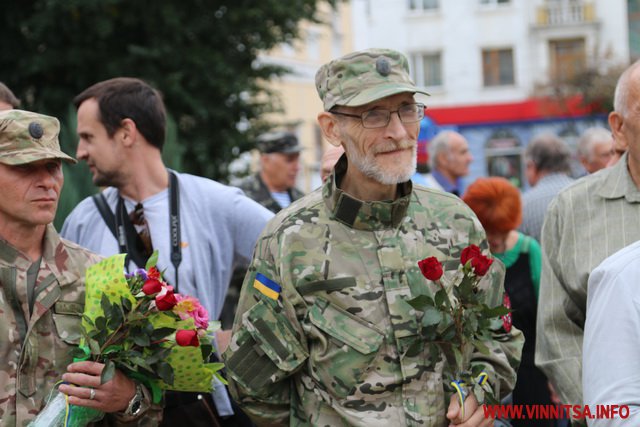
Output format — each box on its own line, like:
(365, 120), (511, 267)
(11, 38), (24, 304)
(463, 177), (553, 427)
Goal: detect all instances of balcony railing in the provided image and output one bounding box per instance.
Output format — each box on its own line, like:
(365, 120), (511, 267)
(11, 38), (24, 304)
(536, 2), (595, 26)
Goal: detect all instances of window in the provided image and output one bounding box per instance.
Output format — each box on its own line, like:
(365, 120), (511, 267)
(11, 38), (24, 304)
(485, 130), (523, 188)
(408, 0), (439, 12)
(482, 48), (514, 86)
(480, 0), (510, 4)
(411, 53), (442, 87)
(549, 38), (585, 83)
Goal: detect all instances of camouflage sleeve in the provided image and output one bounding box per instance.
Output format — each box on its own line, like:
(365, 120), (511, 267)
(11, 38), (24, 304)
(223, 232), (308, 426)
(468, 216), (523, 401)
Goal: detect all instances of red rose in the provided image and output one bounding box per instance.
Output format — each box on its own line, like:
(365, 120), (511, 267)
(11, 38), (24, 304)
(471, 254), (493, 276)
(460, 245), (482, 266)
(142, 278), (163, 295)
(418, 257), (444, 281)
(176, 329), (199, 347)
(147, 267), (161, 280)
(156, 288), (178, 311)
(502, 294), (512, 333)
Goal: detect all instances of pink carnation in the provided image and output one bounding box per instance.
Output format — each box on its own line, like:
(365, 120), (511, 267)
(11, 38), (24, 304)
(173, 295), (209, 329)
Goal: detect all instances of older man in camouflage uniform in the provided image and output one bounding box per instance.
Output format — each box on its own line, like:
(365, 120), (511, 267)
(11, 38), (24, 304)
(224, 49), (523, 426)
(0, 109), (159, 426)
(238, 131), (305, 214)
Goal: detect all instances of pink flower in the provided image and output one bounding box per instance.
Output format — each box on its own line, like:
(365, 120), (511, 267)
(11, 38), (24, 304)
(155, 286), (177, 311)
(173, 295), (209, 329)
(176, 330), (199, 347)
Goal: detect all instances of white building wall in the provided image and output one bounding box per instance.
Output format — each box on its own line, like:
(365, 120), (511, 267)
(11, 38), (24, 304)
(352, 0), (630, 108)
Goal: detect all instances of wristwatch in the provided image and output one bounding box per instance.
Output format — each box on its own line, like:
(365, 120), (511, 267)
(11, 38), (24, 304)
(123, 383), (146, 418)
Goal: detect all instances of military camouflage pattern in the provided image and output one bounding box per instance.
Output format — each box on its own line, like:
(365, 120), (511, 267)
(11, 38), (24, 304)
(225, 157), (523, 426)
(237, 173), (305, 214)
(0, 225), (161, 426)
(256, 131), (301, 154)
(0, 109), (76, 165)
(315, 48), (430, 111)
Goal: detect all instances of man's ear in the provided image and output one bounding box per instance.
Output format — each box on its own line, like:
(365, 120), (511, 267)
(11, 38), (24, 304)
(608, 111), (625, 144)
(317, 112), (342, 147)
(119, 118), (137, 148)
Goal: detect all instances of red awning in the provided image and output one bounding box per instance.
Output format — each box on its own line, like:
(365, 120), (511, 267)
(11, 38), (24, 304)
(425, 95), (597, 126)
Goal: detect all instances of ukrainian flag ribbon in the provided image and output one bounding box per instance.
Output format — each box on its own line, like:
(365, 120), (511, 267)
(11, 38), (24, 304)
(253, 273), (281, 300)
(451, 371), (489, 421)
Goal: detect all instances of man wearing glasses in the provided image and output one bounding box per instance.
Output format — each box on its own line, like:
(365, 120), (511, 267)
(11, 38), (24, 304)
(224, 48), (522, 427)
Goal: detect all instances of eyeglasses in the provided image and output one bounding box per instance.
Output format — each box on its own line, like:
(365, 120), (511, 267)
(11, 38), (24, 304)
(330, 103), (426, 129)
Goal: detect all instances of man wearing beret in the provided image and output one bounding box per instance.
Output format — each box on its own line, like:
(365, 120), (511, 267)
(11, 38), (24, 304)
(0, 109), (160, 426)
(224, 48), (522, 426)
(238, 131), (305, 214)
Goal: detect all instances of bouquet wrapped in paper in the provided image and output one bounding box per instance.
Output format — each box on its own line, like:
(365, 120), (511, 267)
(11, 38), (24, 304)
(30, 252), (224, 427)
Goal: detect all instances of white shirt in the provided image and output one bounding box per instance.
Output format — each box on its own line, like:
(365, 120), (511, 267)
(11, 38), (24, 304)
(583, 239), (640, 426)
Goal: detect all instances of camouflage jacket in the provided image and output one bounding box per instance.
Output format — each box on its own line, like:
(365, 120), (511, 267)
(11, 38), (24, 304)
(225, 159), (523, 426)
(237, 173), (304, 214)
(0, 225), (161, 427)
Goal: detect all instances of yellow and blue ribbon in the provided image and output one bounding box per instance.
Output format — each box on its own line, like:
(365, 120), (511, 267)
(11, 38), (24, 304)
(253, 273), (281, 300)
(450, 371), (489, 421)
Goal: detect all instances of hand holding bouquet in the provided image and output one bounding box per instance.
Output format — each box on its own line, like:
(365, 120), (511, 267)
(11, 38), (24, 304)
(30, 252), (224, 427)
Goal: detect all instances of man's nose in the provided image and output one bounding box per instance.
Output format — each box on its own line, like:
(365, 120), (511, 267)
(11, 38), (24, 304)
(384, 112), (409, 140)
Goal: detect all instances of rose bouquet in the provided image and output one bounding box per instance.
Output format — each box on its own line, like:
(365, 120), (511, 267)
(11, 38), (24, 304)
(30, 252), (224, 427)
(407, 245), (509, 416)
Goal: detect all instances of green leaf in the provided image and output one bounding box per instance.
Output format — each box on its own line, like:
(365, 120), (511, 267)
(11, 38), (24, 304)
(132, 332), (151, 347)
(434, 288), (449, 308)
(103, 345), (124, 355)
(88, 338), (101, 355)
(82, 314), (95, 328)
(146, 250), (159, 270)
(150, 327), (176, 341)
(121, 297), (132, 313)
(421, 305), (442, 327)
(95, 316), (107, 331)
(156, 361), (175, 385)
(70, 347), (89, 359)
(406, 294), (434, 310)
(200, 343), (213, 361)
(483, 305), (510, 318)
(101, 360), (116, 384)
(452, 346), (463, 372)
(100, 294), (113, 318)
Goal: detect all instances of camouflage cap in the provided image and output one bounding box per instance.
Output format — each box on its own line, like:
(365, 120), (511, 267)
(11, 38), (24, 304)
(315, 48), (430, 111)
(257, 131), (301, 154)
(0, 109), (76, 165)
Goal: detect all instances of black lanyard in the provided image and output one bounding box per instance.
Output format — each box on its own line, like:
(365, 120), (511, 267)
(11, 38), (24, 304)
(115, 171), (182, 291)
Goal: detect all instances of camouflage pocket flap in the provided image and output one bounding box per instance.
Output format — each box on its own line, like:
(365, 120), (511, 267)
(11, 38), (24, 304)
(54, 301), (83, 315)
(296, 276), (356, 296)
(244, 300), (308, 373)
(309, 298), (383, 355)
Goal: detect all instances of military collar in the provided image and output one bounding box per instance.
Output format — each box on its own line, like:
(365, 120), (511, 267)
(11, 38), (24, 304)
(323, 154), (412, 231)
(0, 225), (80, 285)
(595, 152), (640, 203)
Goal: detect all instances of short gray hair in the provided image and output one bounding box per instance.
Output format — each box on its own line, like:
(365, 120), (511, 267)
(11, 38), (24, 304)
(613, 60), (640, 117)
(577, 127), (612, 161)
(428, 130), (456, 170)
(525, 133), (571, 174)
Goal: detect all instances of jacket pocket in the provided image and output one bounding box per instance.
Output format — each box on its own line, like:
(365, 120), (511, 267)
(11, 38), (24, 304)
(225, 299), (307, 396)
(51, 301), (84, 345)
(307, 297), (384, 399)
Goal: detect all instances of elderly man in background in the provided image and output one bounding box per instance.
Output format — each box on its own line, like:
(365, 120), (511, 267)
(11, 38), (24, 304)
(577, 127), (613, 174)
(423, 130), (473, 195)
(0, 109), (160, 426)
(238, 131), (304, 213)
(519, 133), (573, 243)
(536, 60), (640, 426)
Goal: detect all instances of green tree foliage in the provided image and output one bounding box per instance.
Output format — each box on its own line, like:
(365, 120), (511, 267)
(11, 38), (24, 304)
(0, 0), (338, 227)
